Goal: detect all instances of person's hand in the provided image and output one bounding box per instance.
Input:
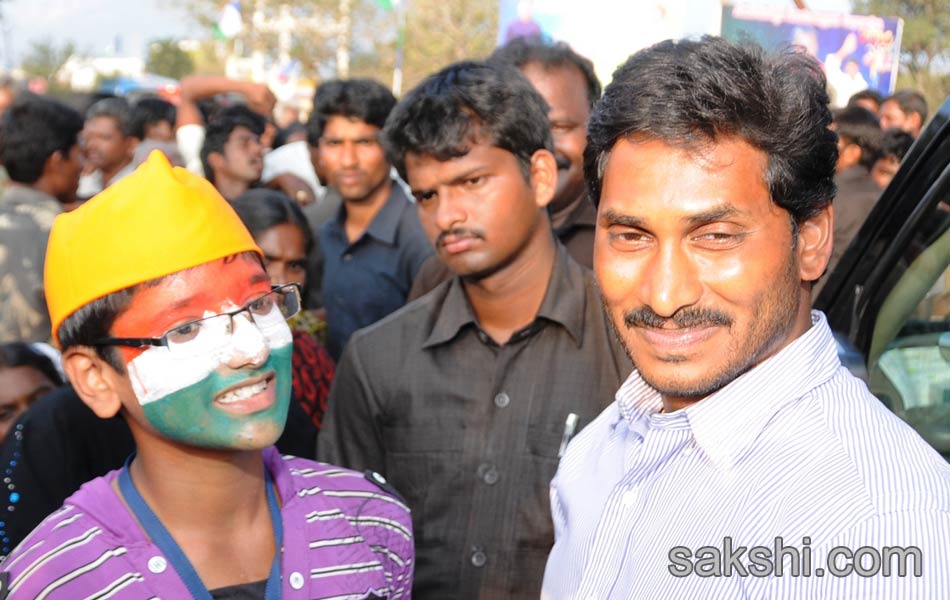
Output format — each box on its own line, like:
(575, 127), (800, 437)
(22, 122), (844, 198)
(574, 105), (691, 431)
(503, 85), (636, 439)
(243, 82), (277, 117)
(268, 173), (316, 206)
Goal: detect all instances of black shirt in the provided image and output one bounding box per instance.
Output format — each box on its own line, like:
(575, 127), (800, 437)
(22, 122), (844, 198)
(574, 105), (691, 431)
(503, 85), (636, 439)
(318, 245), (632, 599)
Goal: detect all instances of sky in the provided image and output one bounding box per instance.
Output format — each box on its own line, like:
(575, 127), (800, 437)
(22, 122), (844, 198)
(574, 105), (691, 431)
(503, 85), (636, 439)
(2, 0), (854, 67)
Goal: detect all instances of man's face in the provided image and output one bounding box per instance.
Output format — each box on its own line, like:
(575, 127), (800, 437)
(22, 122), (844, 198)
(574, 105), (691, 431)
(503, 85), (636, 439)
(520, 62), (590, 211)
(82, 116), (133, 171)
(879, 100), (920, 136)
(406, 142), (550, 280)
(217, 125), (264, 184)
(110, 255), (292, 450)
(318, 116), (391, 204)
(596, 137), (811, 404)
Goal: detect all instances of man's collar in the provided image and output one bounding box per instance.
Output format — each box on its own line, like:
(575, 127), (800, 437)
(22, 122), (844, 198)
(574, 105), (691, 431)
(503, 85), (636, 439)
(1, 184), (62, 213)
(616, 311), (842, 469)
(363, 182), (407, 245)
(422, 243), (587, 348)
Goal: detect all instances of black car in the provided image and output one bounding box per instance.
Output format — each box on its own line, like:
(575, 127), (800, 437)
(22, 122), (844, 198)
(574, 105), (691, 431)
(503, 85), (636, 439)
(816, 97), (950, 459)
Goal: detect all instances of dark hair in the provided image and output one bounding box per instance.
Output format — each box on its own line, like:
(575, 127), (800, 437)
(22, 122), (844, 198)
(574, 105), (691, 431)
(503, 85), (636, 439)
(833, 105), (882, 170)
(879, 127), (914, 161)
(307, 79), (396, 145)
(382, 60), (553, 181)
(585, 36), (837, 223)
(0, 343), (63, 387)
(273, 122), (307, 149)
(884, 89), (928, 123)
(229, 189), (314, 256)
(130, 97), (176, 139)
(200, 105), (266, 183)
(847, 88), (883, 110)
(85, 97), (133, 137)
(490, 37), (601, 108)
(0, 93), (83, 184)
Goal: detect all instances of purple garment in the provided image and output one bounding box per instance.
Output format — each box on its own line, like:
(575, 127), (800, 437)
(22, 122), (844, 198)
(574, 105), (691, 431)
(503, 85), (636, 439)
(1, 448), (413, 598)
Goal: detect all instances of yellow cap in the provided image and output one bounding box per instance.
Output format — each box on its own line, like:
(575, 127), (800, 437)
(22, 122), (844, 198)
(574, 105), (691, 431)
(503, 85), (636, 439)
(45, 151), (262, 345)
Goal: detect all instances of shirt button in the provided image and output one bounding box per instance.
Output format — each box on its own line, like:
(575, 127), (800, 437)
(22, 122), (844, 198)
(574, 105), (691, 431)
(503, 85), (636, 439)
(290, 571), (305, 590)
(621, 489), (638, 509)
(477, 462), (499, 485)
(147, 555), (167, 573)
(493, 392), (510, 408)
(471, 550), (487, 567)
(343, 253), (353, 262)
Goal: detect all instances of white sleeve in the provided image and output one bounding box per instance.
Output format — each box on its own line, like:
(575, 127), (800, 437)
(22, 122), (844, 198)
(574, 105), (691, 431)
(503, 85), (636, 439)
(175, 124), (206, 177)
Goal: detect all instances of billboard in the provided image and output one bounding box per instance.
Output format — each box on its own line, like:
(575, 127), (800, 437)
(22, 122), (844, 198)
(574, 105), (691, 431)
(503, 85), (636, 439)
(497, 0), (721, 85)
(721, 4), (903, 107)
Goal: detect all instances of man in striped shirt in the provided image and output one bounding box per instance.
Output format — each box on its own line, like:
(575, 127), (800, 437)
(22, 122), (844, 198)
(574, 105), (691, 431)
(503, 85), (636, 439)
(0, 151), (413, 598)
(542, 37), (950, 598)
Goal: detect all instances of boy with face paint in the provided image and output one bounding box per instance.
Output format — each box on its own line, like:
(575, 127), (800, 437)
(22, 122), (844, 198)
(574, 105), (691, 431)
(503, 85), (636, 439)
(0, 152), (414, 599)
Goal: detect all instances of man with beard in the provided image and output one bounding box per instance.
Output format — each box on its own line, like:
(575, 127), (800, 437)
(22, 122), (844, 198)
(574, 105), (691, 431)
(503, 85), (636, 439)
(408, 38), (601, 300)
(541, 37), (950, 599)
(318, 61), (630, 599)
(312, 79), (432, 360)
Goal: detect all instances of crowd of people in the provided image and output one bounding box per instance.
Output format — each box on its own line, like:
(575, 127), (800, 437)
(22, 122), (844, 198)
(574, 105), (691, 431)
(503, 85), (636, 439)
(0, 32), (946, 599)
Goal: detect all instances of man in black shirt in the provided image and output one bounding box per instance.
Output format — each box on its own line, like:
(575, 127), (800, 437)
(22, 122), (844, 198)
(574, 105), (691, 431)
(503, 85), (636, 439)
(318, 60), (631, 599)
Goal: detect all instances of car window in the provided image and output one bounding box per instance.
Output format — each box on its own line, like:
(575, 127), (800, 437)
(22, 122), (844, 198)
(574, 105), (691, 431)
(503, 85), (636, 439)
(865, 194), (950, 456)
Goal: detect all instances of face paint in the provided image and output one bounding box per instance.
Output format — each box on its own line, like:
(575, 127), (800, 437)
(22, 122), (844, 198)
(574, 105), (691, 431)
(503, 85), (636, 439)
(126, 299), (294, 449)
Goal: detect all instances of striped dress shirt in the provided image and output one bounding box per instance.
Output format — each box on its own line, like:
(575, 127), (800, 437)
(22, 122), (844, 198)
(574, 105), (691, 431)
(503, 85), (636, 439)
(542, 311), (950, 599)
(1, 448), (414, 599)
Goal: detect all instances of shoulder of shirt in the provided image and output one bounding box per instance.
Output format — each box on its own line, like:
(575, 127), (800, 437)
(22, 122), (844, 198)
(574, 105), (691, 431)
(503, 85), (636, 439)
(0, 489), (130, 596)
(281, 455), (410, 508)
(806, 369), (950, 513)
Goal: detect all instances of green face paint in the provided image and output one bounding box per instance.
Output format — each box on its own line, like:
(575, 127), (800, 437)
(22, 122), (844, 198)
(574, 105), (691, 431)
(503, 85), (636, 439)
(139, 344), (292, 449)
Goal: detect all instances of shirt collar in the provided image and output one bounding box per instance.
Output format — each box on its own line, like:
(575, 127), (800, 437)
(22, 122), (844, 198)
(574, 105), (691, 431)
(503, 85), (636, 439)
(616, 310), (842, 469)
(422, 242), (587, 348)
(330, 181), (407, 246)
(1, 185), (62, 214)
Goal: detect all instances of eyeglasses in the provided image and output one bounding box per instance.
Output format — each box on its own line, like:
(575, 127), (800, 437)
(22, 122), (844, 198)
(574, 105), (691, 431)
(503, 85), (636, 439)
(92, 283), (301, 354)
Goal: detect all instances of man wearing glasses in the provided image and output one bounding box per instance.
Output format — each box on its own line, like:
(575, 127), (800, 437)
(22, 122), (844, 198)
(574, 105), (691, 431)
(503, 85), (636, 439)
(0, 152), (414, 599)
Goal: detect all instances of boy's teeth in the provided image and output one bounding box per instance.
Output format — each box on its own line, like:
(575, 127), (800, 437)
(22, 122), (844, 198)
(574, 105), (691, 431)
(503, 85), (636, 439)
(218, 380), (267, 404)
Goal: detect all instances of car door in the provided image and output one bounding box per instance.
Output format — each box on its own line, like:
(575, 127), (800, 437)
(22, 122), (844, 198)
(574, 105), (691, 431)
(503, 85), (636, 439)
(816, 97), (950, 459)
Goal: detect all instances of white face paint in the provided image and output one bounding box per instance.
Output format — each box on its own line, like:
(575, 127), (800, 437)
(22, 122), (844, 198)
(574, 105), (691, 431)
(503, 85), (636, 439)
(128, 301), (293, 406)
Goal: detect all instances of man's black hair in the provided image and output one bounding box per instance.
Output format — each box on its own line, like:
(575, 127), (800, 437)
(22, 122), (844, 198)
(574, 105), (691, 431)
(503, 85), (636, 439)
(307, 79), (396, 146)
(847, 88), (883, 109)
(382, 60), (553, 182)
(834, 105), (883, 171)
(130, 97), (176, 139)
(0, 93), (83, 184)
(585, 36), (837, 224)
(200, 105), (266, 183)
(86, 97), (133, 137)
(489, 37), (601, 108)
(274, 122), (307, 149)
(880, 127), (914, 161)
(884, 89), (928, 123)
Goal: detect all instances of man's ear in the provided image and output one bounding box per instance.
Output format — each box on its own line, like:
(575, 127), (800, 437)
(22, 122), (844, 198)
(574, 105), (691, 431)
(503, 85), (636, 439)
(529, 148), (557, 209)
(839, 143), (861, 171)
(62, 347), (125, 418)
(41, 149), (65, 180)
(207, 151), (226, 174)
(797, 203), (834, 282)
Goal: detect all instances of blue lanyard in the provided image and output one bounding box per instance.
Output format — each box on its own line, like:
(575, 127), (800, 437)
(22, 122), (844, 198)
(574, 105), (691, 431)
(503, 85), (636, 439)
(118, 455), (284, 600)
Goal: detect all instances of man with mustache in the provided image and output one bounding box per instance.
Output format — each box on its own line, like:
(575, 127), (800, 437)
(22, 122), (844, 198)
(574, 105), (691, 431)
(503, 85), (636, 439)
(408, 38), (601, 300)
(318, 61), (631, 599)
(78, 98), (137, 198)
(0, 152), (414, 598)
(542, 37), (950, 598)
(312, 79), (433, 360)
(201, 105), (267, 201)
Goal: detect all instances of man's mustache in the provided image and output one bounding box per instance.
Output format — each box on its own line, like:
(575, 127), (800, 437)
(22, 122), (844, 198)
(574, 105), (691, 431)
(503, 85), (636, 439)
(435, 228), (485, 247)
(555, 154), (572, 171)
(623, 306), (733, 329)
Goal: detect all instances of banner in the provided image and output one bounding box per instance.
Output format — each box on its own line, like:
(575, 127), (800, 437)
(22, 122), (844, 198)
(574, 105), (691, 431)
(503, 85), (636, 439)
(721, 4), (903, 107)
